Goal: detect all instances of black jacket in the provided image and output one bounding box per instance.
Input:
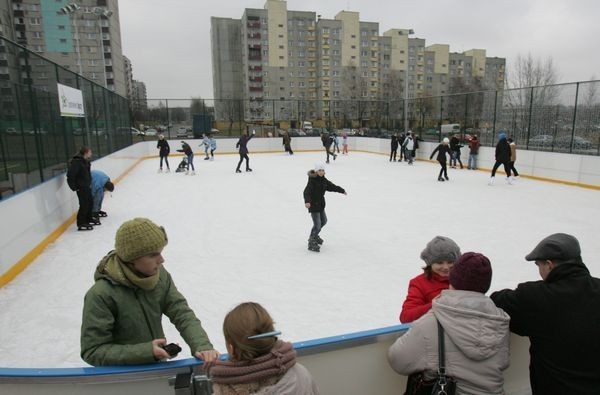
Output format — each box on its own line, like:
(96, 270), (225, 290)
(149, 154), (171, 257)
(321, 134), (332, 148)
(449, 136), (463, 152)
(495, 139), (511, 162)
(236, 134), (253, 155)
(66, 154), (91, 191)
(430, 144), (451, 162)
(491, 263), (600, 395)
(157, 139), (170, 156)
(391, 136), (399, 149)
(303, 170), (345, 213)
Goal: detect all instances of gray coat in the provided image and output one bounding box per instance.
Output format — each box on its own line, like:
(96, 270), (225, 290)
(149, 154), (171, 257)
(388, 290), (510, 395)
(212, 364), (319, 395)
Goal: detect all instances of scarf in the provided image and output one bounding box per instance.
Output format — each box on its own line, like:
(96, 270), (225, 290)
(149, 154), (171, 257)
(95, 250), (160, 291)
(211, 341), (296, 385)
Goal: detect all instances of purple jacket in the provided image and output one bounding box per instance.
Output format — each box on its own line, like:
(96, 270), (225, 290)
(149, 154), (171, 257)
(236, 134), (254, 155)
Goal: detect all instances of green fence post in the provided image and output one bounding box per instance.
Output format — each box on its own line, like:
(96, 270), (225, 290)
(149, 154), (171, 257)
(492, 90), (498, 147)
(526, 87), (534, 149)
(570, 82), (580, 154)
(165, 99), (171, 139)
(14, 83), (31, 175)
(24, 48), (45, 183)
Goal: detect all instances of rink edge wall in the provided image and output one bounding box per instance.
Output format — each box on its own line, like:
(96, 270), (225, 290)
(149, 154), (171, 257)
(1, 137), (599, 288)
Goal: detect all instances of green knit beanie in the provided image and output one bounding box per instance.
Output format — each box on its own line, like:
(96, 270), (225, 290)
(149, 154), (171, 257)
(115, 218), (168, 262)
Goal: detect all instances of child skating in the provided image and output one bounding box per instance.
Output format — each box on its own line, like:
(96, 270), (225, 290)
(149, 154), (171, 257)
(430, 137), (452, 181)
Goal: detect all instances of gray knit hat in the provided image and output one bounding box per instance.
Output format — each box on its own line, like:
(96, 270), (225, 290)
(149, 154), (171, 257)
(115, 218), (168, 262)
(420, 236), (461, 266)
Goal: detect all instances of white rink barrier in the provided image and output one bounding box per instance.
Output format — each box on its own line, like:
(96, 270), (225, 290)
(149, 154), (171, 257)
(0, 325), (532, 395)
(1, 136), (598, 287)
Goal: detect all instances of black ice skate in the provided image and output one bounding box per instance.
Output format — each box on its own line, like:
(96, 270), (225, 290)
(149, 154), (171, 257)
(98, 211), (107, 217)
(308, 238), (320, 252)
(438, 177), (445, 182)
(314, 235), (323, 245)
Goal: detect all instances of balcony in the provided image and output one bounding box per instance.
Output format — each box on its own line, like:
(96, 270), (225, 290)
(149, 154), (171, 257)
(248, 56), (262, 61)
(249, 86), (263, 92)
(247, 22), (261, 28)
(249, 76), (262, 82)
(247, 33), (261, 39)
(248, 65), (262, 71)
(248, 44), (261, 50)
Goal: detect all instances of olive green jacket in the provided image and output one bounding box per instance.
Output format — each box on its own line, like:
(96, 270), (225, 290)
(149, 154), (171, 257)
(80, 254), (213, 366)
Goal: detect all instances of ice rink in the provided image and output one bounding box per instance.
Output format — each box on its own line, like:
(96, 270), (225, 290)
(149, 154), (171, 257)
(1, 150), (599, 368)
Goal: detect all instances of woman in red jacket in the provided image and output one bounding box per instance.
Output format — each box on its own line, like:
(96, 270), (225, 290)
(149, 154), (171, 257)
(399, 236), (461, 323)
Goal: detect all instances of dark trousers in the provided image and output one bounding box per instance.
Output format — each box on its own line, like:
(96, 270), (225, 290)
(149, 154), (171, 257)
(325, 146), (335, 162)
(310, 211), (328, 237)
(284, 143), (293, 154)
(160, 155), (169, 169)
(400, 146), (405, 160)
(76, 187), (93, 227)
(236, 153), (250, 170)
(509, 161), (519, 176)
(491, 161), (512, 177)
(390, 148), (397, 161)
(438, 160), (448, 178)
(210, 149), (215, 158)
(450, 151), (463, 167)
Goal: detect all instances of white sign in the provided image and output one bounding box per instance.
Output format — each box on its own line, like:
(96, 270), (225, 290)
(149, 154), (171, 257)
(57, 83), (85, 117)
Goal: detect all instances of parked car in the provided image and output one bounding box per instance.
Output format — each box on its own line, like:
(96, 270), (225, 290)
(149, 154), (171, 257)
(145, 128), (158, 136)
(528, 134), (554, 148)
(554, 135), (593, 150)
(177, 127), (188, 138)
(5, 127), (17, 135)
(130, 127), (144, 136)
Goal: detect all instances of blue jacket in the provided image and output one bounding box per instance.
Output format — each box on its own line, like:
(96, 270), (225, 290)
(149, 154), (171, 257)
(91, 170), (110, 212)
(209, 138), (217, 150)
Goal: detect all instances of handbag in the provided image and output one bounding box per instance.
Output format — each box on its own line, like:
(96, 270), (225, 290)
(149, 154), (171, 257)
(404, 320), (456, 395)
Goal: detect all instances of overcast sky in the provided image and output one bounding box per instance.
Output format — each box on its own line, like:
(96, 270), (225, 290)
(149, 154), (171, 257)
(119, 0), (600, 100)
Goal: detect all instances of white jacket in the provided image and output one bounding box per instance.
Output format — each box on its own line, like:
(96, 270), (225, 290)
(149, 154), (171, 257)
(388, 290), (510, 395)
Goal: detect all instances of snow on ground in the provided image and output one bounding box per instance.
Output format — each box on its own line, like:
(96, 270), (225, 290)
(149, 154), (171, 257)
(0, 151), (599, 368)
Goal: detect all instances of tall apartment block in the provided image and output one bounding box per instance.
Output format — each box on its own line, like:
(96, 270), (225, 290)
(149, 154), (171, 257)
(132, 79), (147, 112)
(3, 0), (127, 96)
(211, 0), (505, 127)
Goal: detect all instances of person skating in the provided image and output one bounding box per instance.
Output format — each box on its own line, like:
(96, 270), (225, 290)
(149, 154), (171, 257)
(176, 141), (195, 175)
(235, 130), (255, 173)
(282, 130), (294, 155)
(489, 132), (512, 185)
(402, 132), (415, 164)
(209, 135), (217, 161)
(430, 137), (452, 181)
(467, 135), (481, 170)
(90, 169), (114, 219)
(157, 134), (170, 172)
(320, 131), (337, 163)
(390, 134), (399, 162)
(67, 146), (96, 231)
(201, 134), (211, 160)
(342, 132), (349, 155)
(449, 134), (464, 169)
(508, 137), (519, 178)
(303, 164), (346, 252)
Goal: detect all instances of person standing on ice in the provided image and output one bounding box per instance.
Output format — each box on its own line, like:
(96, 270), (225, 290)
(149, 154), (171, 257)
(201, 134), (211, 160)
(67, 146), (97, 231)
(320, 131), (337, 163)
(341, 131), (349, 155)
(90, 169), (114, 219)
(489, 132), (512, 185)
(402, 131), (415, 164)
(429, 137), (451, 181)
(156, 134), (170, 172)
(209, 135), (217, 161)
(80, 217), (220, 367)
(399, 236), (461, 323)
(390, 134), (399, 162)
(176, 141), (195, 175)
(235, 130), (255, 173)
(303, 164), (347, 252)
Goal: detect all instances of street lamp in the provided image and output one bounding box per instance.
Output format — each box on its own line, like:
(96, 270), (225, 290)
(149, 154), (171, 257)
(404, 28), (414, 133)
(92, 7), (113, 89)
(59, 3), (82, 75)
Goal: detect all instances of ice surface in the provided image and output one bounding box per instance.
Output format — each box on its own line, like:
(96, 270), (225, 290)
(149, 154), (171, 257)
(0, 151), (598, 367)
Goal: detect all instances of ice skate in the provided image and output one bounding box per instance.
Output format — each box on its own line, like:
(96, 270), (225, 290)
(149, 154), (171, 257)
(77, 225), (94, 231)
(506, 177), (512, 185)
(190, 170), (196, 176)
(210, 157), (214, 161)
(488, 177), (495, 186)
(314, 235), (323, 245)
(158, 168), (163, 173)
(438, 177), (445, 182)
(165, 168), (170, 173)
(444, 175), (449, 181)
(308, 238), (320, 252)
(204, 156), (210, 160)
(185, 170), (190, 175)
(98, 211), (107, 217)
(246, 168), (253, 172)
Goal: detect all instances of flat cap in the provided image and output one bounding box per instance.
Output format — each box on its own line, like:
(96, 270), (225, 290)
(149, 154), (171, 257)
(525, 233), (581, 261)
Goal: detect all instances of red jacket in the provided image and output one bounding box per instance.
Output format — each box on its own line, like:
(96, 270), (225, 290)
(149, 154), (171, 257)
(399, 272), (449, 323)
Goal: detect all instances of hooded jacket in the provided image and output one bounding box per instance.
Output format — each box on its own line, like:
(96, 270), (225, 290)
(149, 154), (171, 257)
(67, 154), (91, 191)
(389, 290), (510, 395)
(495, 136), (511, 162)
(212, 364), (319, 395)
(157, 139), (170, 156)
(509, 142), (517, 162)
(400, 272), (449, 323)
(90, 170), (110, 213)
(303, 170), (345, 213)
(80, 252), (213, 366)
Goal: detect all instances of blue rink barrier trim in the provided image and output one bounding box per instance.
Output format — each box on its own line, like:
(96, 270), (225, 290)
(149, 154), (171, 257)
(0, 324), (410, 378)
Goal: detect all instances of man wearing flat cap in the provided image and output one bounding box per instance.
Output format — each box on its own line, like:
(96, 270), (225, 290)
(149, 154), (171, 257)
(81, 218), (219, 367)
(490, 233), (600, 395)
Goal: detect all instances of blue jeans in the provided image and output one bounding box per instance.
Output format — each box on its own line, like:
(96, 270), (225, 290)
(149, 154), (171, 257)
(468, 154), (478, 169)
(187, 153), (195, 170)
(310, 211), (327, 237)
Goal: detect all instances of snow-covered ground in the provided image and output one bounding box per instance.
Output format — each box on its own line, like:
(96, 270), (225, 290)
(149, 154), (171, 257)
(0, 151), (598, 368)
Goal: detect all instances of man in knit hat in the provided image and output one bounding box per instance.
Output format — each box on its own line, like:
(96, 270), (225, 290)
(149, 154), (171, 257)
(389, 252), (510, 394)
(80, 218), (219, 366)
(491, 233), (600, 394)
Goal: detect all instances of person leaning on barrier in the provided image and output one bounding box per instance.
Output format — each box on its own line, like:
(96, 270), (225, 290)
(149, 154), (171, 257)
(490, 233), (600, 395)
(389, 252), (510, 394)
(80, 217), (219, 366)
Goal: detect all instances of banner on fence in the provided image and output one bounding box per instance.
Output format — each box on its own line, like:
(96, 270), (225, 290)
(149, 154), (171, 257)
(57, 83), (85, 117)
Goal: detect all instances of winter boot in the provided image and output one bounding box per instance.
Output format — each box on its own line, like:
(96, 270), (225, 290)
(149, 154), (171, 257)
(488, 177), (495, 186)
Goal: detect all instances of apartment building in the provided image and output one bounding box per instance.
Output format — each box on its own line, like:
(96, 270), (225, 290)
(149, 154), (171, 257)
(211, 0), (505, 127)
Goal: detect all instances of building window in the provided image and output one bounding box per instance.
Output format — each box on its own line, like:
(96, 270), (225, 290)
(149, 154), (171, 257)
(30, 18), (41, 25)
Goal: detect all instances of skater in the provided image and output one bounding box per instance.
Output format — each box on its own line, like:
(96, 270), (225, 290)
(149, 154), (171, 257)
(342, 132), (349, 155)
(90, 169), (114, 219)
(201, 134), (211, 160)
(429, 137), (452, 181)
(398, 132), (406, 161)
(209, 135), (217, 160)
(468, 135), (480, 170)
(489, 132), (512, 185)
(303, 164), (347, 252)
(235, 130), (255, 173)
(389, 252), (510, 394)
(508, 137), (519, 178)
(157, 134), (170, 172)
(175, 157), (188, 173)
(210, 302), (320, 395)
(320, 131), (337, 163)
(390, 134), (399, 162)
(176, 141), (195, 175)
(402, 132), (415, 164)
(449, 134), (464, 169)
(282, 130), (293, 155)
(399, 236), (461, 323)
(332, 132), (340, 153)
(67, 146), (97, 231)
(80, 217), (220, 366)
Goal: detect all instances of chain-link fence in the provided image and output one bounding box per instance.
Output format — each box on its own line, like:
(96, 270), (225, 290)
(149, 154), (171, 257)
(0, 37), (131, 197)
